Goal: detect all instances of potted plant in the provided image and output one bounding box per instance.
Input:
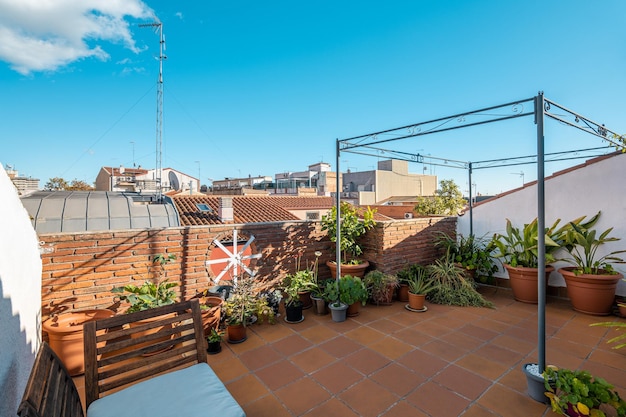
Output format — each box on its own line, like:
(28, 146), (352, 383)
(426, 257), (493, 308)
(558, 212), (626, 315)
(259, 288), (283, 318)
(337, 274), (368, 317)
(363, 270), (399, 305)
(491, 217), (584, 303)
(435, 232), (497, 283)
(311, 278), (333, 315)
(406, 266), (438, 311)
(323, 281), (348, 322)
(396, 264), (424, 302)
(223, 275), (275, 343)
(112, 253), (179, 313)
(282, 271), (317, 323)
(206, 328), (224, 355)
(195, 290), (224, 337)
(321, 202), (376, 278)
(111, 253), (179, 354)
(543, 366), (626, 416)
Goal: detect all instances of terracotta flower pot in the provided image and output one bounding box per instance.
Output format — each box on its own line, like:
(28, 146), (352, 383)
(559, 267), (622, 316)
(327, 260), (369, 279)
(408, 292), (426, 310)
(298, 291), (313, 309)
(504, 264), (554, 304)
(199, 296), (223, 337)
(347, 302), (361, 317)
(226, 323), (247, 344)
(397, 284), (409, 302)
(43, 309), (115, 376)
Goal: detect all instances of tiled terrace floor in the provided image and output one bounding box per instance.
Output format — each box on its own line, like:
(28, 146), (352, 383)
(75, 287), (626, 416)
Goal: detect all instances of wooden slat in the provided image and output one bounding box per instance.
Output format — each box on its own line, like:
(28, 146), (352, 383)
(83, 299), (207, 408)
(18, 342), (84, 417)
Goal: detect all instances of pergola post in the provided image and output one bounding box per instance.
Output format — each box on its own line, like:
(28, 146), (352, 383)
(535, 92), (547, 372)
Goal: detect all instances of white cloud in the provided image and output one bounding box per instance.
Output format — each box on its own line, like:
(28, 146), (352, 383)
(0, 0), (155, 75)
(175, 12), (184, 20)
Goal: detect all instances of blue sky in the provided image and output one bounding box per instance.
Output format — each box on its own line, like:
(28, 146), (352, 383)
(1, 0), (625, 195)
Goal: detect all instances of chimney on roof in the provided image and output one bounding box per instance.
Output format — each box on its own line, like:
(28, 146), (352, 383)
(219, 197), (234, 222)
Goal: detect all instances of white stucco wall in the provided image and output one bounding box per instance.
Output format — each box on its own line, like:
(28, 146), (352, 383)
(458, 153), (626, 296)
(0, 163), (42, 416)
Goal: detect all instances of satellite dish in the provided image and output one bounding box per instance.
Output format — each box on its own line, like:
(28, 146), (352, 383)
(168, 171), (180, 191)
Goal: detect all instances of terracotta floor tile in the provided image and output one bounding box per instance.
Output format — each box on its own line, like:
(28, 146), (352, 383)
(370, 362), (426, 396)
(344, 348), (391, 375)
(397, 349), (450, 378)
(243, 394), (292, 417)
(411, 318), (455, 338)
(225, 374), (270, 406)
(474, 343), (524, 365)
(238, 345), (282, 371)
(406, 381), (470, 417)
(251, 321), (295, 342)
(275, 377), (331, 416)
(254, 359), (305, 390)
(367, 317), (406, 334)
(344, 325), (386, 345)
(210, 356), (250, 382)
(369, 336), (414, 360)
(477, 383), (549, 417)
(439, 330), (484, 352)
(271, 333), (313, 357)
(460, 404), (499, 417)
(299, 323), (340, 344)
(546, 336), (595, 360)
(381, 400), (429, 417)
(312, 361), (363, 393)
(339, 378), (400, 417)
(457, 323), (501, 342)
(319, 335), (363, 358)
(433, 364), (492, 400)
(391, 326), (434, 347)
(290, 347), (337, 374)
(455, 353), (510, 380)
(420, 338), (468, 362)
(301, 398), (360, 417)
(491, 333), (536, 355)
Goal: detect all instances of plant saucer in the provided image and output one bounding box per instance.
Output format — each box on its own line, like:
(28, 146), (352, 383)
(284, 316), (305, 324)
(405, 304), (428, 313)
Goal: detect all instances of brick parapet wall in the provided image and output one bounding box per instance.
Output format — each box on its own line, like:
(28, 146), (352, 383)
(39, 217), (456, 322)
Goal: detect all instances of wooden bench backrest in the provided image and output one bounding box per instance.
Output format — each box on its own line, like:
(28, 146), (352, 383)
(83, 299), (208, 408)
(17, 342), (84, 417)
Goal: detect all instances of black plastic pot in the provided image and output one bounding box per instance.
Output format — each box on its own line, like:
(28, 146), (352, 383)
(285, 303), (304, 323)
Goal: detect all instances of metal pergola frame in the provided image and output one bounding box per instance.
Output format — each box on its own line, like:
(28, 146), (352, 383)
(334, 91), (624, 374)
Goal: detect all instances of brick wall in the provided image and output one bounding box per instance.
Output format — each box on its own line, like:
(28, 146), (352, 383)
(39, 217), (456, 321)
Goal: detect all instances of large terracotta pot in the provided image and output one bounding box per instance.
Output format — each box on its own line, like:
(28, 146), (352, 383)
(504, 264), (554, 304)
(327, 260), (369, 279)
(559, 267), (622, 316)
(347, 302), (361, 317)
(199, 296), (223, 336)
(43, 309), (115, 376)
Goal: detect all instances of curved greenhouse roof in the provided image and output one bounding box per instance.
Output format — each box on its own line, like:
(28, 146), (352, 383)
(21, 191), (180, 234)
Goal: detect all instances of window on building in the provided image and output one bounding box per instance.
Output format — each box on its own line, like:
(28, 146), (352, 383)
(306, 211), (320, 221)
(196, 204), (213, 212)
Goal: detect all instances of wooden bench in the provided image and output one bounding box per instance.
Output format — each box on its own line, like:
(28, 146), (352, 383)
(18, 299), (245, 417)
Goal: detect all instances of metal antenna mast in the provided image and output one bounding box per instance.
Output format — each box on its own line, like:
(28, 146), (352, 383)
(139, 21), (166, 201)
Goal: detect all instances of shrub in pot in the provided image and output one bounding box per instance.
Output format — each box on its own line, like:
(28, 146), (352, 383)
(206, 328), (224, 355)
(363, 270), (399, 305)
(223, 275), (275, 343)
(336, 274), (368, 316)
(321, 202), (376, 278)
(543, 366), (626, 416)
(323, 281), (348, 322)
(558, 212), (626, 315)
(426, 257), (493, 308)
(491, 217), (584, 303)
(434, 232), (497, 283)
